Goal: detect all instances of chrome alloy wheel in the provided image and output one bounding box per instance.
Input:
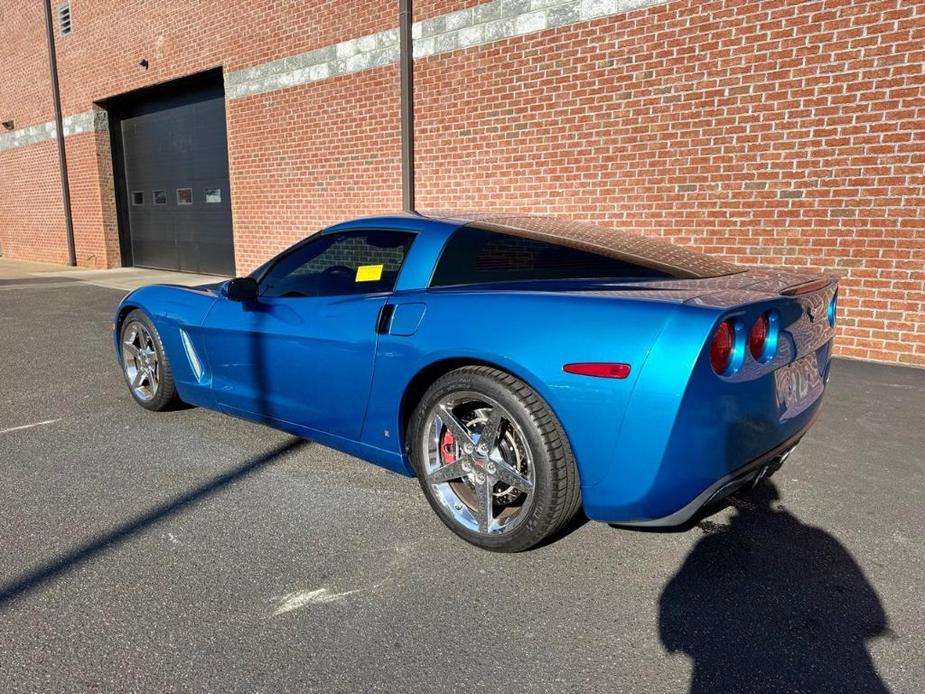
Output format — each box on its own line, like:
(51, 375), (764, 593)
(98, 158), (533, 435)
(423, 394), (535, 535)
(122, 321), (160, 402)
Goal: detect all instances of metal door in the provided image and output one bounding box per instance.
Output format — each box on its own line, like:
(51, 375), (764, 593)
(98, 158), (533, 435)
(111, 72), (235, 275)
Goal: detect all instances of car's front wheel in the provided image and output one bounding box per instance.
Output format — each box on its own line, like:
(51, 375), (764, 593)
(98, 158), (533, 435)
(119, 309), (181, 411)
(409, 366), (581, 552)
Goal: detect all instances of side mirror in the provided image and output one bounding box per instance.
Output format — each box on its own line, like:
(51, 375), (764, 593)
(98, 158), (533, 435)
(224, 277), (259, 302)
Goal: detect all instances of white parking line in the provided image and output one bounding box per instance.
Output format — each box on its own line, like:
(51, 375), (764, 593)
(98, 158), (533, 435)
(0, 418), (62, 436)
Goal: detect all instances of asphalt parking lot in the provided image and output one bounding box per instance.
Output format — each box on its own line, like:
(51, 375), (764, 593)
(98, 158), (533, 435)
(1, 265), (923, 693)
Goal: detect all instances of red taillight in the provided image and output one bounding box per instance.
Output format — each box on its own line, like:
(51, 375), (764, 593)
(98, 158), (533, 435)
(563, 362), (631, 379)
(710, 320), (735, 374)
(749, 313), (769, 360)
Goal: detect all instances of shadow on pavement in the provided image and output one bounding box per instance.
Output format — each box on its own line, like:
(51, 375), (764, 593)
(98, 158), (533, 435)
(658, 482), (891, 693)
(0, 438), (306, 610)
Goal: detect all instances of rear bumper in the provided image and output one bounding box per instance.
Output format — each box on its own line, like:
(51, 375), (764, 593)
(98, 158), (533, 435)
(579, 285), (835, 526)
(611, 416), (813, 528)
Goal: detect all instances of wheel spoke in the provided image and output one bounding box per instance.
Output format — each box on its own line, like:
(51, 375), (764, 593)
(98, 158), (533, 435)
(492, 458), (533, 494)
(428, 458), (469, 484)
(426, 394), (535, 538)
(437, 404), (475, 446)
(120, 322), (162, 402)
(473, 476), (494, 533)
(478, 408), (505, 453)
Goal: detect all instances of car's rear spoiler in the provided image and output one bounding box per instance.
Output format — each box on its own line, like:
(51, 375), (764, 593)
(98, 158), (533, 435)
(779, 278), (836, 296)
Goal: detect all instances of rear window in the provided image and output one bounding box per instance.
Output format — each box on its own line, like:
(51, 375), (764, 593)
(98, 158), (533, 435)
(431, 226), (674, 287)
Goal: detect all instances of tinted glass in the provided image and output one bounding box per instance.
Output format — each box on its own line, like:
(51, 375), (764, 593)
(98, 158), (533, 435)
(260, 231), (414, 298)
(471, 217), (741, 278)
(431, 227), (672, 287)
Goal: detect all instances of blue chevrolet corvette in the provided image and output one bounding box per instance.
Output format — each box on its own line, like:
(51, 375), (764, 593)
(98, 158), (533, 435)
(114, 213), (837, 551)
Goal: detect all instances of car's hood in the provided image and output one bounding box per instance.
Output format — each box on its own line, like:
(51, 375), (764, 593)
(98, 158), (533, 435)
(135, 281), (225, 295)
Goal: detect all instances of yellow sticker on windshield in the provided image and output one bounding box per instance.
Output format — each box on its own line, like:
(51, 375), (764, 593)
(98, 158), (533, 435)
(355, 264), (384, 282)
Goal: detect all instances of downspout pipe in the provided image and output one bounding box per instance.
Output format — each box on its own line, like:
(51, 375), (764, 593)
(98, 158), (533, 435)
(43, 0), (77, 266)
(399, 0), (415, 213)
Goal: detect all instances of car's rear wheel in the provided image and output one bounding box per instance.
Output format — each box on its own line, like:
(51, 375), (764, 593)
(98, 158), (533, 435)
(120, 309), (181, 411)
(409, 366), (581, 552)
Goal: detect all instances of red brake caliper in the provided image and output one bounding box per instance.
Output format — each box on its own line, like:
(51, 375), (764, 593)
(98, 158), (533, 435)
(440, 430), (457, 465)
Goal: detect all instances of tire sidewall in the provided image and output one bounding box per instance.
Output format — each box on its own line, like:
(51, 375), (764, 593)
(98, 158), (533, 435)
(409, 369), (560, 552)
(120, 309), (175, 411)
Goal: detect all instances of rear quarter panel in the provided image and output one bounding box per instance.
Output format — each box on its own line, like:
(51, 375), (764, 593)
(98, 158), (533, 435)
(362, 290), (712, 485)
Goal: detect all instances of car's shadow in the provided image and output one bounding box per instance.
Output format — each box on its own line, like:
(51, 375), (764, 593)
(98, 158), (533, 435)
(656, 482), (891, 693)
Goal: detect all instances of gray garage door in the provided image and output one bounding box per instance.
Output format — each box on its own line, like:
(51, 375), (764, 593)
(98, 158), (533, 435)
(111, 72), (235, 276)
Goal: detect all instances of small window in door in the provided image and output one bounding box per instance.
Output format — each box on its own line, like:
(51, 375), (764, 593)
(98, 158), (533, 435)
(153, 190), (167, 205)
(131, 191), (144, 206)
(177, 188), (193, 205)
(260, 230), (415, 299)
(204, 188), (222, 204)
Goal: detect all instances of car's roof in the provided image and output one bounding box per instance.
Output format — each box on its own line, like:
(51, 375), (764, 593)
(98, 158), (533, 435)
(325, 211), (742, 280)
(322, 211), (471, 231)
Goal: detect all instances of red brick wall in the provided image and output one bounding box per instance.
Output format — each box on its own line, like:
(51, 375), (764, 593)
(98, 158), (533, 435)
(0, 0), (922, 366)
(0, 141), (68, 264)
(0, 1), (67, 263)
(416, 1), (485, 22)
(0, 0), (54, 129)
(414, 0), (925, 366)
(227, 67), (402, 271)
(64, 124), (121, 268)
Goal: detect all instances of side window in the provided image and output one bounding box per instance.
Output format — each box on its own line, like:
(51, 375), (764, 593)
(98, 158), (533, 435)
(430, 226), (670, 287)
(260, 230), (415, 298)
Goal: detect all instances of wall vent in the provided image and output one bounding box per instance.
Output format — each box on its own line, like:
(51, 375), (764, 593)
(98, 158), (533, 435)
(58, 1), (72, 36)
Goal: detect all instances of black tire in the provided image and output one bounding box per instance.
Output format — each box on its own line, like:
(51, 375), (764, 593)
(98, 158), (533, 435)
(408, 365), (582, 552)
(119, 309), (182, 412)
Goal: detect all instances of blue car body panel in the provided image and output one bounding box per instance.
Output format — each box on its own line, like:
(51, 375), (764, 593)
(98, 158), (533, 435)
(115, 284), (221, 410)
(114, 213), (836, 525)
(202, 293), (386, 439)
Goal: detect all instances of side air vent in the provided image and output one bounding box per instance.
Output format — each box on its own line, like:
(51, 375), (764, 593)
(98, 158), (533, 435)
(59, 1), (72, 36)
